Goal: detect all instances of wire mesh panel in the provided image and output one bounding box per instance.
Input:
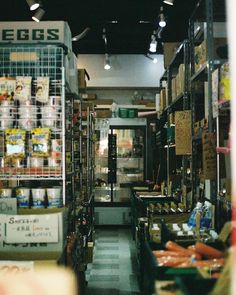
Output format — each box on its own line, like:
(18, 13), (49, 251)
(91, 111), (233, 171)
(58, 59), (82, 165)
(0, 45), (65, 180)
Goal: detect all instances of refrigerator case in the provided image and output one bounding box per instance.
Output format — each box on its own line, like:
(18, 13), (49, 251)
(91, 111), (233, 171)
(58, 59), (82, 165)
(95, 118), (146, 203)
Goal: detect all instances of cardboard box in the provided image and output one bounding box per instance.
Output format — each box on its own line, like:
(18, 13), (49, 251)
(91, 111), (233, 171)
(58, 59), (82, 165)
(160, 89), (166, 112)
(90, 99), (113, 105)
(171, 78), (176, 101)
(195, 38), (227, 72)
(78, 68), (89, 89)
(96, 110), (112, 118)
(81, 93), (97, 100)
(163, 42), (180, 69)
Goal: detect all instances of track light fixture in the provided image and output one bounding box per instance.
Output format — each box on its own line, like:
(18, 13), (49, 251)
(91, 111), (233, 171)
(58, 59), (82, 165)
(26, 0), (41, 11)
(102, 28), (111, 70)
(159, 6), (166, 28)
(32, 7), (45, 22)
(149, 32), (157, 53)
(163, 0), (174, 5)
(145, 54), (158, 64)
(104, 53), (111, 70)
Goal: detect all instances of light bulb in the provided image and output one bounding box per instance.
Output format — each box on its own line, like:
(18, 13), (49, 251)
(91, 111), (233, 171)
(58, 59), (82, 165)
(104, 63), (111, 70)
(153, 58), (158, 64)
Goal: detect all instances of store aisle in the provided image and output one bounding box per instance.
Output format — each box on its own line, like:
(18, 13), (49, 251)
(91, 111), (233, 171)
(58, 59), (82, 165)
(85, 227), (141, 295)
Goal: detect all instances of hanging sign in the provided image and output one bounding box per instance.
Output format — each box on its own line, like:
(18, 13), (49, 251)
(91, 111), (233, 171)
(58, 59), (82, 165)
(175, 110), (192, 155)
(212, 69), (219, 118)
(202, 132), (217, 180)
(5, 214), (59, 244)
(0, 21), (72, 49)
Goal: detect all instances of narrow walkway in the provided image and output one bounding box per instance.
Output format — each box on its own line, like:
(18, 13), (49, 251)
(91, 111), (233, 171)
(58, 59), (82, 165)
(85, 227), (141, 295)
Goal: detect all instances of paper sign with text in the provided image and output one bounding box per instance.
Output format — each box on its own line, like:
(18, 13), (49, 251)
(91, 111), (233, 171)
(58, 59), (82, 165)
(5, 214), (59, 244)
(0, 198), (17, 215)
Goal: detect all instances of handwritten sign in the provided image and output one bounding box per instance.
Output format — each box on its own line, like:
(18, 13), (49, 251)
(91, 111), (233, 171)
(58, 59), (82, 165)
(175, 110), (192, 155)
(0, 261), (34, 274)
(0, 198), (17, 215)
(5, 214), (59, 244)
(202, 132), (216, 180)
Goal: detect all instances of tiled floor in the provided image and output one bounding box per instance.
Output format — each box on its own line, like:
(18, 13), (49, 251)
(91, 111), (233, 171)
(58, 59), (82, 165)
(85, 227), (141, 295)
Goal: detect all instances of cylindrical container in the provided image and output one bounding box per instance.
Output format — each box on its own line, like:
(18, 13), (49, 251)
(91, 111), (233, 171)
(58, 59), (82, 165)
(18, 118), (37, 130)
(0, 188), (12, 198)
(0, 118), (14, 130)
(30, 157), (44, 168)
(46, 187), (62, 208)
(31, 188), (46, 208)
(48, 157), (60, 167)
(16, 187), (30, 208)
(47, 96), (61, 106)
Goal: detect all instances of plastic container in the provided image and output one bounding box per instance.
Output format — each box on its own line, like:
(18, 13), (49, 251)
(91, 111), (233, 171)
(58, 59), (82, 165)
(119, 108), (128, 118)
(128, 108), (137, 118)
(201, 201), (212, 228)
(46, 187), (62, 208)
(0, 188), (12, 198)
(16, 187), (30, 208)
(31, 188), (46, 208)
(187, 202), (202, 228)
(30, 157), (44, 168)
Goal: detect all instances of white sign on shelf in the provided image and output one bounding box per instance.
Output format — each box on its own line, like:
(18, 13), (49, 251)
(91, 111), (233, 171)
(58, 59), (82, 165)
(5, 214), (59, 244)
(0, 198), (17, 215)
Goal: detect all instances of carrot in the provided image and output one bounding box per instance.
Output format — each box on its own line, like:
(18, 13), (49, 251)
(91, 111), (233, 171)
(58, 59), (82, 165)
(195, 242), (224, 259)
(157, 256), (190, 267)
(165, 241), (202, 260)
(153, 250), (190, 258)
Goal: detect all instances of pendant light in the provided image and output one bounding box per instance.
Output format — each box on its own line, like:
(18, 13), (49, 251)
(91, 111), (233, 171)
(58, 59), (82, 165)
(26, 0), (40, 11)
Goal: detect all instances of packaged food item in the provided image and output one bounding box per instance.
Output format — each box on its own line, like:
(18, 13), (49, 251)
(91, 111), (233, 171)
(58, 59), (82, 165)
(0, 77), (16, 101)
(0, 188), (12, 198)
(47, 187), (62, 208)
(31, 128), (50, 157)
(14, 76), (32, 102)
(35, 76), (50, 103)
(5, 128), (26, 158)
(16, 187), (30, 208)
(31, 188), (45, 208)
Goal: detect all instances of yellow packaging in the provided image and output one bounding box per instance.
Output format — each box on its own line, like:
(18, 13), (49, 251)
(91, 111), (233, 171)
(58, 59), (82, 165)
(220, 62), (230, 101)
(31, 128), (51, 157)
(5, 128), (26, 158)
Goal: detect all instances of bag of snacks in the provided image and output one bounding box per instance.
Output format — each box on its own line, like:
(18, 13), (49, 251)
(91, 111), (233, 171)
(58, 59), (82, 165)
(31, 128), (51, 157)
(5, 128), (26, 158)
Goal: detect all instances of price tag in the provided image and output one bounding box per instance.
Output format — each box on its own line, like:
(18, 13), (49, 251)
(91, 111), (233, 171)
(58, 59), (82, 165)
(5, 214), (59, 243)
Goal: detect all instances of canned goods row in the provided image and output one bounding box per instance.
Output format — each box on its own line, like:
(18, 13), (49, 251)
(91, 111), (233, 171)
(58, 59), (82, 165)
(0, 187), (62, 208)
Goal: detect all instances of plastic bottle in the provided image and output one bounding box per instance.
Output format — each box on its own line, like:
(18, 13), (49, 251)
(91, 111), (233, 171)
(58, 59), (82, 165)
(201, 201), (212, 229)
(187, 202), (202, 228)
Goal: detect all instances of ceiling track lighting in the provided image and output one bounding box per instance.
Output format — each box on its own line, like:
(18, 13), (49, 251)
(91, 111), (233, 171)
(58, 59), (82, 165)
(32, 7), (45, 22)
(26, 0), (41, 11)
(159, 6), (166, 28)
(149, 31), (157, 53)
(104, 53), (111, 70)
(102, 28), (111, 70)
(163, 0), (174, 5)
(145, 54), (158, 64)
(72, 27), (91, 41)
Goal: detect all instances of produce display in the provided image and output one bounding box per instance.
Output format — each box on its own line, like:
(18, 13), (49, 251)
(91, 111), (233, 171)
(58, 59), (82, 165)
(153, 240), (225, 272)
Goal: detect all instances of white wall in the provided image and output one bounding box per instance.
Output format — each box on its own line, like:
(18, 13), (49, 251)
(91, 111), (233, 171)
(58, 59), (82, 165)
(77, 54), (165, 88)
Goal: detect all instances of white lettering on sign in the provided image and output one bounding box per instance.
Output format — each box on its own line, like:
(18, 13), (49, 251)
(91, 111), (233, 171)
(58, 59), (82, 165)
(5, 214), (59, 244)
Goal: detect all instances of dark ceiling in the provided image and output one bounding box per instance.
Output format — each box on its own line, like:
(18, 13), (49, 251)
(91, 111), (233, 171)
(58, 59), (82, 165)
(1, 0), (201, 55)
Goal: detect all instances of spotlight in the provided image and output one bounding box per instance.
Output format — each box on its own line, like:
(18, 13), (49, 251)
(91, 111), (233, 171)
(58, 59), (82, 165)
(159, 6), (166, 28)
(163, 0), (174, 5)
(26, 0), (40, 11)
(104, 53), (111, 70)
(32, 7), (45, 22)
(153, 58), (158, 64)
(149, 34), (157, 53)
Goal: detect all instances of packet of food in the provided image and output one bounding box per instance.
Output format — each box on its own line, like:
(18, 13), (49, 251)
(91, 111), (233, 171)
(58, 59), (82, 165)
(35, 76), (50, 103)
(5, 128), (26, 158)
(15, 76), (32, 102)
(31, 128), (51, 157)
(0, 77), (16, 101)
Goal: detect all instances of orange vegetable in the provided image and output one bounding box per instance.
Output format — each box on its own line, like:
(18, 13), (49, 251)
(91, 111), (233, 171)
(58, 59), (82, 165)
(165, 241), (202, 260)
(195, 242), (224, 259)
(153, 250), (190, 258)
(157, 256), (190, 267)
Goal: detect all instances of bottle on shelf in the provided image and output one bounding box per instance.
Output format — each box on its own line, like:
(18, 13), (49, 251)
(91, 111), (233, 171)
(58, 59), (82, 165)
(187, 202), (202, 228)
(201, 201), (212, 229)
